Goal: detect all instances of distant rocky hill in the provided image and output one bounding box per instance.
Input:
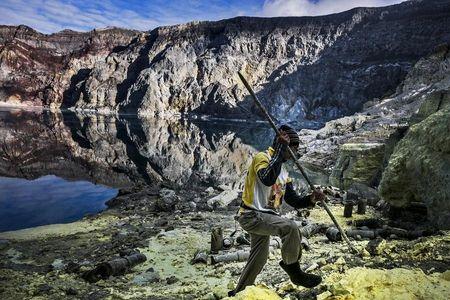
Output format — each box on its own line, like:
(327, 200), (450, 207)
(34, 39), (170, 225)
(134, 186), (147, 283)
(0, 26), (139, 106)
(1, 0), (450, 122)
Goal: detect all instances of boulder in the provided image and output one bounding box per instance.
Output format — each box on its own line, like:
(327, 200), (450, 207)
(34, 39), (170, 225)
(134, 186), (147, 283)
(330, 143), (385, 190)
(207, 189), (239, 210)
(156, 189), (179, 212)
(412, 90), (450, 124)
(379, 107), (450, 229)
(347, 182), (380, 206)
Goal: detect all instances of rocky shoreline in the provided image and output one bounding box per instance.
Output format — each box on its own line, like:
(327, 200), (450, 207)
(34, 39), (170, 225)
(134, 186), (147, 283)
(0, 183), (449, 299)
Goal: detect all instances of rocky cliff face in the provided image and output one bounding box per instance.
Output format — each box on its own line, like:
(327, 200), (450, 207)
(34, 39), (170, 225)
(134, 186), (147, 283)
(297, 42), (450, 170)
(296, 43), (450, 228)
(379, 70), (450, 229)
(0, 25), (139, 106)
(1, 0), (450, 122)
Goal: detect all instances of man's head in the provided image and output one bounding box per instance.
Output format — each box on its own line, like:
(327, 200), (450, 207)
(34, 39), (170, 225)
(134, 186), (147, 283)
(272, 124), (300, 161)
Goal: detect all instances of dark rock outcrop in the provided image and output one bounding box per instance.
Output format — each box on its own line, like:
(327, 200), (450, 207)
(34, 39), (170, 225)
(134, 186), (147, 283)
(329, 143), (385, 189)
(379, 93), (450, 229)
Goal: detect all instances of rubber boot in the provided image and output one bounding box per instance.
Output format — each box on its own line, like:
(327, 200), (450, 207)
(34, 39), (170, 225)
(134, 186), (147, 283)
(279, 261), (322, 288)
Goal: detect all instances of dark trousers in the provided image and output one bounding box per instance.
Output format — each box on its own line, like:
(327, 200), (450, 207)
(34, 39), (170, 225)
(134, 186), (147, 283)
(234, 210), (302, 293)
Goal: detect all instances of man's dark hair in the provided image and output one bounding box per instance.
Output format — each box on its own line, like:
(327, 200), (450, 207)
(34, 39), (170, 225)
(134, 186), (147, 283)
(272, 124), (300, 147)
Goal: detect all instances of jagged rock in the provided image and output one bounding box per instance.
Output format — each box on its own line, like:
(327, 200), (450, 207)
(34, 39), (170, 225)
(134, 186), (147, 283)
(0, 26), (138, 106)
(51, 258), (65, 271)
(155, 189), (179, 212)
(34, 284), (53, 295)
(0, 239), (10, 251)
(65, 287), (78, 296)
(330, 143), (385, 189)
(105, 195), (129, 208)
(206, 189), (239, 209)
(132, 269), (160, 285)
(380, 106), (450, 229)
(347, 182), (380, 206)
(166, 275), (179, 284)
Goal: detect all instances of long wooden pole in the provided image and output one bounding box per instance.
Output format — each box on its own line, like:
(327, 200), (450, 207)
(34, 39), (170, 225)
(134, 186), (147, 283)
(237, 71), (358, 254)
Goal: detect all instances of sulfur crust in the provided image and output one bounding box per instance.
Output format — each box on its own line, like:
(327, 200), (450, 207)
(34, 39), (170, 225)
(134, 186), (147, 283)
(318, 267), (450, 300)
(226, 284), (281, 300)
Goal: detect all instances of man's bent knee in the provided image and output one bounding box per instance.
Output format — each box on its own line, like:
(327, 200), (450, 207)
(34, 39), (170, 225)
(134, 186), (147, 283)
(280, 220), (299, 235)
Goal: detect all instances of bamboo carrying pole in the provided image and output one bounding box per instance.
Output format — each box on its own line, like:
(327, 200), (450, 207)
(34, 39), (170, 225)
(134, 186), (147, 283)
(237, 71), (358, 254)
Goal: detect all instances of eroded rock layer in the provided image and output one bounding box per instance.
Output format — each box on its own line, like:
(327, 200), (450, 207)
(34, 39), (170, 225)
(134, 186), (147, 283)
(1, 0), (450, 123)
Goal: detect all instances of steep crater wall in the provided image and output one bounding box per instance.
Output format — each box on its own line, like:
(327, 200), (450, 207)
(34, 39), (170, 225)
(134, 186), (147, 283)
(71, 0), (450, 122)
(1, 0), (450, 123)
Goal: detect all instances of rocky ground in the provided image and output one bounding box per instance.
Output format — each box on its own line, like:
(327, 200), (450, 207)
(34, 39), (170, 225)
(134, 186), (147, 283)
(0, 184), (449, 300)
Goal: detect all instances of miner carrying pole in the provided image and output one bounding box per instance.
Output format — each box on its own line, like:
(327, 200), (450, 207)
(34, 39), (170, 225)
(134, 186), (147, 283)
(228, 123), (324, 296)
(229, 72), (357, 296)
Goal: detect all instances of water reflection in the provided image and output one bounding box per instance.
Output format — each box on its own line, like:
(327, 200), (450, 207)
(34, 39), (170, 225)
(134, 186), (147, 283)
(0, 108), (330, 229)
(0, 108), (328, 189)
(0, 175), (117, 232)
(50, 110), (275, 188)
(0, 109), (272, 188)
(0, 108), (331, 230)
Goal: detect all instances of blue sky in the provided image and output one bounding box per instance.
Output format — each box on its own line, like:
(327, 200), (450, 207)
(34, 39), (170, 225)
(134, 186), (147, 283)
(0, 0), (404, 34)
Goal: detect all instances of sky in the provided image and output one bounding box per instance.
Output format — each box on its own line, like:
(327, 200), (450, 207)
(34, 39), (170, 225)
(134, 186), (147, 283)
(0, 0), (405, 34)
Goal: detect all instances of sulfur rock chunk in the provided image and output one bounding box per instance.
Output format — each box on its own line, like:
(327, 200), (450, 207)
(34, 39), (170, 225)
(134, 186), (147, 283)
(319, 267), (450, 300)
(226, 285), (281, 300)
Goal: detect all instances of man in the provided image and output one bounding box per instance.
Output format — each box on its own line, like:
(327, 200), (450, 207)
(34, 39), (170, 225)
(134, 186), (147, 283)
(228, 125), (324, 296)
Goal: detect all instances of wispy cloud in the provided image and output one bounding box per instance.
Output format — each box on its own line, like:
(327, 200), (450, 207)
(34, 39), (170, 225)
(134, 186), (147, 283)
(0, 0), (407, 34)
(261, 0), (405, 17)
(0, 0), (260, 34)
(0, 0), (160, 33)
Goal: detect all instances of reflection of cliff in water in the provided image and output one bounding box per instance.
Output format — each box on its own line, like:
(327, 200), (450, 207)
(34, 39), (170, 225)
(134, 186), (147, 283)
(0, 109), (276, 188)
(62, 111), (273, 188)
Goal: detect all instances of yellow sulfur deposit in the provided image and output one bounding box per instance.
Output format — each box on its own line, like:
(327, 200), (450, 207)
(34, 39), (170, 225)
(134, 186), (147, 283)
(226, 285), (281, 300)
(319, 267), (450, 300)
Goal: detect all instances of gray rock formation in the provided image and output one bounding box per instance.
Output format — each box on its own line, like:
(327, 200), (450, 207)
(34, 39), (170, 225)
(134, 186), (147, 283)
(297, 43), (450, 172)
(379, 92), (450, 229)
(329, 143), (385, 189)
(72, 0), (450, 121)
(0, 25), (139, 106)
(1, 0), (450, 123)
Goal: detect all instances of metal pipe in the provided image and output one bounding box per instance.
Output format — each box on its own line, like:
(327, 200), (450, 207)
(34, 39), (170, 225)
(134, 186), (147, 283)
(344, 201), (354, 218)
(82, 253), (147, 283)
(211, 227), (223, 254)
